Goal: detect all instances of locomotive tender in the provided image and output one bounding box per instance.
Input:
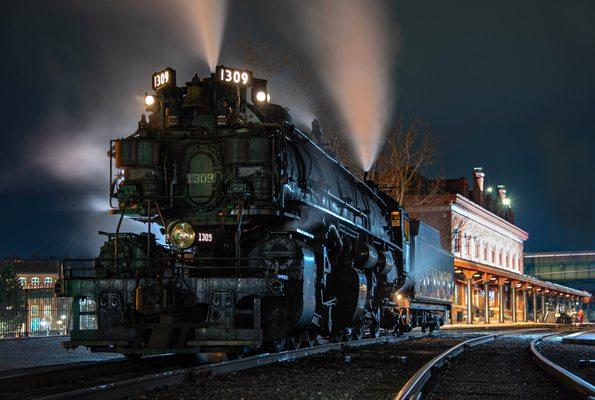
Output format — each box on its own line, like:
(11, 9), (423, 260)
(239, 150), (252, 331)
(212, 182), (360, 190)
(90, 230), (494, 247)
(57, 66), (453, 356)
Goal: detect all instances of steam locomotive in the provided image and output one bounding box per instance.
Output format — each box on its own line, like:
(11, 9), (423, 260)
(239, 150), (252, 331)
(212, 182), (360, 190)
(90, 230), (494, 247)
(57, 67), (453, 356)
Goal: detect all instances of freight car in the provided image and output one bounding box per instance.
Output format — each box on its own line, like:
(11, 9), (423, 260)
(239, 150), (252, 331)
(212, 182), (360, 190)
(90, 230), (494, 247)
(56, 66), (453, 356)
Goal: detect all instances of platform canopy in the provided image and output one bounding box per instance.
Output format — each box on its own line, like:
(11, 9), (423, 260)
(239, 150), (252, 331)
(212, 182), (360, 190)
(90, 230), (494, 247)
(455, 258), (591, 299)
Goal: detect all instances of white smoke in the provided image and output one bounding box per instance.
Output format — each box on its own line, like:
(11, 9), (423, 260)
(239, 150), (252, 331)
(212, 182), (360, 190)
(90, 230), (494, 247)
(292, 0), (397, 170)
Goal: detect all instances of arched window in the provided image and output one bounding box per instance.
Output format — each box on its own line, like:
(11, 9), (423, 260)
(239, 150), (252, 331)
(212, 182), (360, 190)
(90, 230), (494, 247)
(31, 277), (40, 285)
(483, 245), (488, 261)
(492, 248), (496, 264)
(454, 235), (461, 253)
(17, 277), (26, 286)
(512, 256), (516, 270)
(44, 277), (53, 285)
(475, 241), (480, 259)
(465, 236), (471, 256)
(31, 305), (39, 316)
(498, 252), (503, 266)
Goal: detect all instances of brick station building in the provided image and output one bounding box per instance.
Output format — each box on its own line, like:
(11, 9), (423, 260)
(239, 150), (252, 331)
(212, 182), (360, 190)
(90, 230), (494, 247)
(407, 168), (589, 324)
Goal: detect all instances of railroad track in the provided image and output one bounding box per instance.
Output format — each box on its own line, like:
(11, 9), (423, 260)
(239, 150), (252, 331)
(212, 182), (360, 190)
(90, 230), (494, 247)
(395, 328), (567, 400)
(11, 331), (425, 400)
(530, 331), (595, 399)
(2, 327), (559, 400)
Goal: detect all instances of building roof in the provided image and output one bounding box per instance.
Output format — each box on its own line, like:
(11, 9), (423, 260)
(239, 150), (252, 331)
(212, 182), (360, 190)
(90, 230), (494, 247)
(525, 251), (595, 258)
(2, 259), (59, 274)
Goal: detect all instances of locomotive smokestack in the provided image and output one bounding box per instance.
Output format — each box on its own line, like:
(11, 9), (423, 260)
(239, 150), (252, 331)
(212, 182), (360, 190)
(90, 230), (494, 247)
(472, 167), (485, 206)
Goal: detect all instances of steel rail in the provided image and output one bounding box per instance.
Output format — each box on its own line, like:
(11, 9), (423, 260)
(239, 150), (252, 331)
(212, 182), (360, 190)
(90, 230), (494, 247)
(33, 332), (425, 400)
(394, 333), (496, 400)
(530, 331), (595, 399)
(0, 354), (184, 392)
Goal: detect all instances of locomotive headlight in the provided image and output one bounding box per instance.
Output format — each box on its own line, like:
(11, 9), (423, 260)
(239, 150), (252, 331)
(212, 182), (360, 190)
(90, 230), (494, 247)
(144, 94), (156, 106)
(167, 221), (195, 249)
(255, 90), (267, 102)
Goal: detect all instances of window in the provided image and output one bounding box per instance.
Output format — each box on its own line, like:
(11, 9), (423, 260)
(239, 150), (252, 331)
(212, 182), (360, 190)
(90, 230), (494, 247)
(512, 256), (516, 270)
(484, 246), (488, 261)
(465, 236), (471, 256)
(454, 235), (461, 253)
(44, 277), (53, 285)
(31, 277), (39, 285)
(17, 277), (26, 286)
(475, 241), (480, 259)
(498, 252), (502, 266)
(492, 249), (496, 264)
(44, 305), (52, 317)
(31, 305), (39, 316)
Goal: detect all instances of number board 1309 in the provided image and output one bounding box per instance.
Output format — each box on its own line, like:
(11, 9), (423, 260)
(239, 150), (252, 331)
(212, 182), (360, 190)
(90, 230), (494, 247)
(216, 66), (252, 86)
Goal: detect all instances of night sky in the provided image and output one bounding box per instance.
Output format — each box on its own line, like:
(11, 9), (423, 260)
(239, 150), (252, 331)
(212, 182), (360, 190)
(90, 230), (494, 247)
(1, 0), (594, 258)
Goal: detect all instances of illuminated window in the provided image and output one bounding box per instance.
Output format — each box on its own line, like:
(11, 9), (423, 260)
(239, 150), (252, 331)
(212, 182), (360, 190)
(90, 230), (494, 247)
(17, 277), (26, 286)
(44, 277), (53, 285)
(31, 305), (39, 316)
(44, 305), (52, 317)
(31, 277), (39, 285)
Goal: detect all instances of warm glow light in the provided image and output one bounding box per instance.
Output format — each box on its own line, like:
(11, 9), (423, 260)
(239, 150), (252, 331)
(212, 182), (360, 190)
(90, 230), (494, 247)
(454, 269), (463, 274)
(486, 186), (493, 193)
(168, 221), (195, 249)
(502, 198), (511, 206)
(144, 94), (156, 106)
(255, 91), (267, 102)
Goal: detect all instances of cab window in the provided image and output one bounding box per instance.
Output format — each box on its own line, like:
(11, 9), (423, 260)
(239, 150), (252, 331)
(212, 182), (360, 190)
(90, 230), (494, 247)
(403, 218), (410, 243)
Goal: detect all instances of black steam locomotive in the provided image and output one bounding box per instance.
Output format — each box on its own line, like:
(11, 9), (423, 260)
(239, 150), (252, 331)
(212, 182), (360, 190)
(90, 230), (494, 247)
(57, 67), (453, 356)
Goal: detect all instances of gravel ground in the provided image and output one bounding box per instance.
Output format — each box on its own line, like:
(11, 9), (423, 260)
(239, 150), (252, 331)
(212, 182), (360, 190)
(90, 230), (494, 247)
(539, 336), (595, 385)
(424, 334), (575, 400)
(137, 336), (466, 400)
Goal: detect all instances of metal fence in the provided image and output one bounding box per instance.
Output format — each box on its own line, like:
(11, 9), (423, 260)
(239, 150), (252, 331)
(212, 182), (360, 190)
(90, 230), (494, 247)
(0, 285), (72, 338)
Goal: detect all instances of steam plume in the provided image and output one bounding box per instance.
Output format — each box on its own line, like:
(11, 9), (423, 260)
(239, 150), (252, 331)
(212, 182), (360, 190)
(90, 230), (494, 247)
(177, 0), (229, 71)
(295, 0), (397, 170)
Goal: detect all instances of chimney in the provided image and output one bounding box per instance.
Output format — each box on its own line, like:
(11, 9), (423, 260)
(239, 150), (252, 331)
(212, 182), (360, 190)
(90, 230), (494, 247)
(472, 167), (485, 206)
(496, 185), (507, 218)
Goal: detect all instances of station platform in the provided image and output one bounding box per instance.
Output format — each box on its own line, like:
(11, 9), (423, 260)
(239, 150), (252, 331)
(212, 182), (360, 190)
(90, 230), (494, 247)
(562, 330), (595, 346)
(443, 322), (561, 331)
(0, 335), (121, 373)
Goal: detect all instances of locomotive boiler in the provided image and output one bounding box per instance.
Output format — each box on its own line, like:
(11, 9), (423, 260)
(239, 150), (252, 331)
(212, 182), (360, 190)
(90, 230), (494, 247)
(56, 66), (453, 356)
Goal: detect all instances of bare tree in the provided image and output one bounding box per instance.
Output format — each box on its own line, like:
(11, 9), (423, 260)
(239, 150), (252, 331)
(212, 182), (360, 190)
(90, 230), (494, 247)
(371, 117), (443, 206)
